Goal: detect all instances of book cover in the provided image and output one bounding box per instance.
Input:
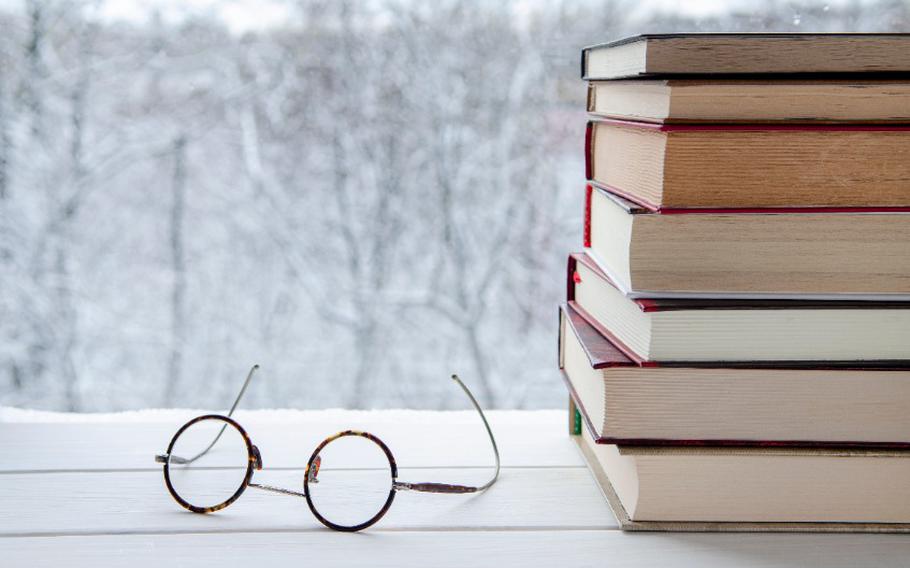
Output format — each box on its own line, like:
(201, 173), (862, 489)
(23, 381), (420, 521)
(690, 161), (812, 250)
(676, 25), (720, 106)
(579, 186), (910, 299)
(569, 253), (910, 325)
(583, 118), (910, 212)
(581, 33), (910, 80)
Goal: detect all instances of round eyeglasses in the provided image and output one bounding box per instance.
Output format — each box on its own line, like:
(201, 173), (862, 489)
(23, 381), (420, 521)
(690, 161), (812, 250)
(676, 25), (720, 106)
(156, 366), (499, 531)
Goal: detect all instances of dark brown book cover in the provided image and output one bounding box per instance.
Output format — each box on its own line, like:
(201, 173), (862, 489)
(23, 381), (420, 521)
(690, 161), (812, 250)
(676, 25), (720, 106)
(581, 33), (910, 80)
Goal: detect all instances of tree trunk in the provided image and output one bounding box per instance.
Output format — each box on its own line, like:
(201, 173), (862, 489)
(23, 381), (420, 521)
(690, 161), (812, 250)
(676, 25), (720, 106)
(163, 135), (187, 407)
(462, 316), (497, 408)
(58, 23), (91, 411)
(0, 71), (9, 202)
(24, 0), (46, 138)
(56, 233), (78, 411)
(346, 320), (376, 409)
(434, 144), (498, 408)
(0, 61), (14, 390)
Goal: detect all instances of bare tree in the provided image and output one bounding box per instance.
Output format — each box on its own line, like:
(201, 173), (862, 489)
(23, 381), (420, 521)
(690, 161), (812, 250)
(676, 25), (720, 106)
(22, 0), (47, 138)
(53, 13), (95, 410)
(163, 134), (188, 406)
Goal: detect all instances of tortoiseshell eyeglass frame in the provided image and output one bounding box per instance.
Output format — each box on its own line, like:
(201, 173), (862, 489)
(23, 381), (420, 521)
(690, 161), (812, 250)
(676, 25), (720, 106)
(155, 365), (500, 532)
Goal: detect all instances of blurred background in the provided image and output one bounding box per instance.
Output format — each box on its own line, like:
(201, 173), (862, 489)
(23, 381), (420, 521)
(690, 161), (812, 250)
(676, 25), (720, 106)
(1, 0), (908, 411)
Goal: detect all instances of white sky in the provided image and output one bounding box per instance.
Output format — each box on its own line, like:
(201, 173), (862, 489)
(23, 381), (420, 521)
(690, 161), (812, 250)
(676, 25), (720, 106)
(103, 0), (735, 32)
(0, 0), (865, 34)
(99, 0), (294, 33)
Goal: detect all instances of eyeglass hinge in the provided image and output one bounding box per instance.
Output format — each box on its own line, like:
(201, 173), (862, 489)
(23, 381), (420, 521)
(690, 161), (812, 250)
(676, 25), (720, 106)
(155, 454), (168, 463)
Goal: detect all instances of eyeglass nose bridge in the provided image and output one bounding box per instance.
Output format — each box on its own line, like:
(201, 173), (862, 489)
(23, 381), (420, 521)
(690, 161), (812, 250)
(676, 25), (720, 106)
(251, 445), (263, 470)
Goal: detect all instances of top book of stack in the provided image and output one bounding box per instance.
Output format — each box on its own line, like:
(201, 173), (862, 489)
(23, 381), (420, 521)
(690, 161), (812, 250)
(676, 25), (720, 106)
(581, 33), (910, 80)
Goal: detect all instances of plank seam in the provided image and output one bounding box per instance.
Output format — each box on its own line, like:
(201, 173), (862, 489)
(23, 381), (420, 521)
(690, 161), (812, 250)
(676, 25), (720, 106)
(0, 526), (621, 539)
(0, 465), (587, 475)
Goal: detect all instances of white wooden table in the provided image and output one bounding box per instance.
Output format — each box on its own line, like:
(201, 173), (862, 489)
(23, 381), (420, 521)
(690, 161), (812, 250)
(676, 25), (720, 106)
(1, 408), (908, 567)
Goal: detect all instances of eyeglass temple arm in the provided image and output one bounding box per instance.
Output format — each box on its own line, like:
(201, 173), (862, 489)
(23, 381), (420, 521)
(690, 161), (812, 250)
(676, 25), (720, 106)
(155, 365), (260, 465)
(394, 374), (500, 494)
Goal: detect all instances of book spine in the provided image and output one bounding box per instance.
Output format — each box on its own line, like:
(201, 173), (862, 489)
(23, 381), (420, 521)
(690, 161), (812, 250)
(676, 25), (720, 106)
(583, 184), (593, 248)
(584, 121), (593, 180)
(586, 83), (595, 113)
(566, 255), (578, 302)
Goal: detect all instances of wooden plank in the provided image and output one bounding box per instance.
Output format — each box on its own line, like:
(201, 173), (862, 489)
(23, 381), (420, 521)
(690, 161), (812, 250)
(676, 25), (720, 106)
(0, 411), (581, 472)
(3, 530), (910, 568)
(0, 467), (616, 536)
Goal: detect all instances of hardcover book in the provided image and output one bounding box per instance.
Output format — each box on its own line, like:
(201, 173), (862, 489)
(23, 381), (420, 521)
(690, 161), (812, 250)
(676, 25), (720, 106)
(581, 33), (910, 80)
(586, 79), (910, 124)
(585, 118), (910, 209)
(567, 251), (910, 362)
(583, 185), (910, 297)
(559, 303), (910, 447)
(570, 407), (910, 532)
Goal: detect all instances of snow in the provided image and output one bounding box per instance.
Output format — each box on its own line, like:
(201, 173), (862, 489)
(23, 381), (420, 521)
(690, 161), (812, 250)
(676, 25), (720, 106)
(0, 406), (564, 424)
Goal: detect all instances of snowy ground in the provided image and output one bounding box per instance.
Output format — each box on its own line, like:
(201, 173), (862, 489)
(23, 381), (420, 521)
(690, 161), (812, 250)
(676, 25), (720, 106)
(0, 406), (564, 423)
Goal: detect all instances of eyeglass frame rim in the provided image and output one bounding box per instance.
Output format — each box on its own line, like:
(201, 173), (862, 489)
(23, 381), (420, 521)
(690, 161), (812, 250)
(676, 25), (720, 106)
(155, 367), (500, 531)
(159, 417), (404, 531)
(161, 414), (258, 515)
(304, 429), (399, 532)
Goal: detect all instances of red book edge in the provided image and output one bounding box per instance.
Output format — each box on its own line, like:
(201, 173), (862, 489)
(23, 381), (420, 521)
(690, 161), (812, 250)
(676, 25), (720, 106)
(659, 205), (910, 214)
(592, 116), (910, 132)
(583, 184), (593, 247)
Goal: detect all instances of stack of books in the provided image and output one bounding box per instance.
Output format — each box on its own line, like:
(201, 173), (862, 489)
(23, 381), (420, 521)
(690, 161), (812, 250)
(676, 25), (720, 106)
(561, 33), (910, 532)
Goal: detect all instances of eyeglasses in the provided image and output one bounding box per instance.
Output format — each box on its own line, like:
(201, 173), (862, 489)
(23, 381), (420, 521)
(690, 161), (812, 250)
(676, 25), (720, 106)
(155, 366), (500, 532)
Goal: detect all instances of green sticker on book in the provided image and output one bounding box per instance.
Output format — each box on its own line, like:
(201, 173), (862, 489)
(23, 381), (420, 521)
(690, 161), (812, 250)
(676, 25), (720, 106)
(573, 408), (582, 436)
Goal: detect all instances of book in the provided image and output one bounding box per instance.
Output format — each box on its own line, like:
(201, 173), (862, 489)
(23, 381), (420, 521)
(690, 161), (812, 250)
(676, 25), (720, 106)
(581, 33), (910, 80)
(559, 303), (910, 447)
(584, 186), (910, 297)
(586, 79), (910, 124)
(585, 119), (910, 209)
(567, 252), (910, 362)
(571, 413), (910, 531)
